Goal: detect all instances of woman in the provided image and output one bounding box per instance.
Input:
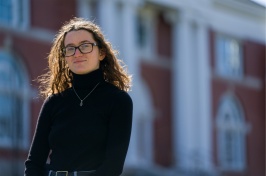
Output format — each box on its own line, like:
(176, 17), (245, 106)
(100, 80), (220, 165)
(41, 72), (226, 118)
(24, 18), (133, 176)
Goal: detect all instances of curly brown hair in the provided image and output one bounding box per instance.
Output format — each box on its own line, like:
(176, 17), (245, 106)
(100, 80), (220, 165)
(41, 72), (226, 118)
(38, 17), (132, 98)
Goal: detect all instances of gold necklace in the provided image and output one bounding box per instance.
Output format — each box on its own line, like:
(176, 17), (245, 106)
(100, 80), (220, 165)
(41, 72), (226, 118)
(72, 82), (100, 106)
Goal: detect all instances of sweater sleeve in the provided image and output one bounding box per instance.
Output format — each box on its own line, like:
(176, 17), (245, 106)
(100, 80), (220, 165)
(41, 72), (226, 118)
(24, 96), (54, 176)
(95, 91), (133, 176)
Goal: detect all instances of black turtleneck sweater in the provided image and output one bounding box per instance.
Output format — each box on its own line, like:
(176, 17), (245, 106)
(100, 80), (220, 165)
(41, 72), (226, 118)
(24, 69), (133, 176)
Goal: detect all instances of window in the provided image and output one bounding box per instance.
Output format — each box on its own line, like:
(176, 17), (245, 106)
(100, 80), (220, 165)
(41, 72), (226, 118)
(216, 95), (247, 171)
(0, 0), (29, 28)
(0, 0), (11, 24)
(215, 34), (243, 78)
(135, 8), (155, 59)
(0, 50), (30, 149)
(136, 14), (147, 48)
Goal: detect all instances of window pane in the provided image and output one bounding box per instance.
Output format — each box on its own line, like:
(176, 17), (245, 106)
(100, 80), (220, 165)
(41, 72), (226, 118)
(136, 14), (147, 47)
(215, 35), (243, 78)
(17, 0), (23, 25)
(0, 0), (28, 27)
(0, 0), (12, 24)
(225, 131), (233, 165)
(0, 94), (12, 140)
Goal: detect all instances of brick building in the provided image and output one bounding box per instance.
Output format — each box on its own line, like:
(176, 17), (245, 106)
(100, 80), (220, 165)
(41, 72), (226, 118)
(0, 0), (265, 176)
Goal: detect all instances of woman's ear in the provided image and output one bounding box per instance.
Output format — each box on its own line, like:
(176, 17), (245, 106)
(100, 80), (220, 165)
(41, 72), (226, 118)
(99, 49), (106, 61)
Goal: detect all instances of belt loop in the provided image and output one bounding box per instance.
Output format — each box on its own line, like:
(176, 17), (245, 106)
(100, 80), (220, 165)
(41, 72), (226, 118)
(48, 170), (52, 176)
(74, 171), (77, 176)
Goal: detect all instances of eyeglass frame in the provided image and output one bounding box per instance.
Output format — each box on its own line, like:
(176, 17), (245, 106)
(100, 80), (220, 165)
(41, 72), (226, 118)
(63, 42), (98, 57)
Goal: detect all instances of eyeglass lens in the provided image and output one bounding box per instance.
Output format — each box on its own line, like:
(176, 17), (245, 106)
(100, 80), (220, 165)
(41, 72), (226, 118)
(64, 43), (94, 57)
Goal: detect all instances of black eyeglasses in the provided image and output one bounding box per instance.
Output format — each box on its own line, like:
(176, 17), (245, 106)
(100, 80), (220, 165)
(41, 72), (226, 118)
(63, 43), (98, 57)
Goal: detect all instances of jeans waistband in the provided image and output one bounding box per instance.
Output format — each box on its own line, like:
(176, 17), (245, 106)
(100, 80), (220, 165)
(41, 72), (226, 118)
(47, 170), (96, 176)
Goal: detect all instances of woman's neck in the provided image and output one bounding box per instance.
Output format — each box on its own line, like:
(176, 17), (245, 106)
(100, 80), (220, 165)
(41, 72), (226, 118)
(72, 69), (104, 90)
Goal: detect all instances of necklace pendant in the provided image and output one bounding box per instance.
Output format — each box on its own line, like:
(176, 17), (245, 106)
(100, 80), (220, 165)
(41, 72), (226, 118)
(73, 82), (100, 107)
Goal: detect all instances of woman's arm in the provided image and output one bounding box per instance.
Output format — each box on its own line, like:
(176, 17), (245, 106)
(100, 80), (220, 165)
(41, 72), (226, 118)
(24, 97), (53, 176)
(95, 91), (133, 176)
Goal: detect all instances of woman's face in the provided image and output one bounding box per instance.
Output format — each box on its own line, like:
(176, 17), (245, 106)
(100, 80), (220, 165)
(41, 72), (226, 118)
(63, 30), (105, 74)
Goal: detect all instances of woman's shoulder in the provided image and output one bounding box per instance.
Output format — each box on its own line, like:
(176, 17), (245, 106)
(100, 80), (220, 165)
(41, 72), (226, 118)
(44, 88), (72, 103)
(103, 81), (130, 95)
(102, 82), (132, 105)
(40, 88), (72, 115)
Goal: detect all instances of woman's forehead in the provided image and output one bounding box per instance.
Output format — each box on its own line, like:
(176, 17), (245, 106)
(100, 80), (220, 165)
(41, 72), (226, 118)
(64, 30), (94, 45)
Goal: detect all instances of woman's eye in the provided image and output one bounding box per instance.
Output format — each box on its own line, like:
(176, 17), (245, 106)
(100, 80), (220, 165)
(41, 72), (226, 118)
(81, 44), (90, 48)
(66, 47), (75, 51)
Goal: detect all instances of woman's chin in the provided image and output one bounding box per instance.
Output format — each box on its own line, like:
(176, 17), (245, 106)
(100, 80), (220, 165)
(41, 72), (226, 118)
(72, 69), (95, 75)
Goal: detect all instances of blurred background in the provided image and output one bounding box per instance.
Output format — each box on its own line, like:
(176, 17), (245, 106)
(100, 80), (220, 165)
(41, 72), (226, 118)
(0, 0), (265, 176)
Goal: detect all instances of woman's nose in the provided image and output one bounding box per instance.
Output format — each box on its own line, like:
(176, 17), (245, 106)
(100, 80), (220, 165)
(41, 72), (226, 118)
(74, 48), (83, 56)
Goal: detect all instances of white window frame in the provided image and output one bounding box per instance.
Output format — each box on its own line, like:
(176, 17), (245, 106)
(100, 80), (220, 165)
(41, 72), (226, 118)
(0, 50), (30, 149)
(215, 34), (243, 79)
(0, 0), (29, 29)
(216, 94), (247, 171)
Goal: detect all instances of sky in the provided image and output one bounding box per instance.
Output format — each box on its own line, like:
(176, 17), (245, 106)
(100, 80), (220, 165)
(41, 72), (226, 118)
(251, 0), (266, 6)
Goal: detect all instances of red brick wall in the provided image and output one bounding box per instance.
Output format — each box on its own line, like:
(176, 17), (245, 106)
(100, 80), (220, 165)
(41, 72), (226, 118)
(31, 0), (76, 31)
(242, 41), (265, 176)
(244, 41), (265, 79)
(141, 62), (173, 167)
(156, 13), (173, 59)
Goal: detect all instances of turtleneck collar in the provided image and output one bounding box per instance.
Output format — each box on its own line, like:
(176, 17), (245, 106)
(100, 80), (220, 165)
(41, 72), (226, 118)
(72, 69), (104, 90)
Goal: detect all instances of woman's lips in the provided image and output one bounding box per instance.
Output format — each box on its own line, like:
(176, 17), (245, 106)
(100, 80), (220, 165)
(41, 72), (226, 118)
(73, 59), (86, 63)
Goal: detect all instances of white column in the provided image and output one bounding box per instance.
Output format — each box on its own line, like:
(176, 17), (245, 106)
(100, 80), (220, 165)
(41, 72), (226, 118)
(173, 9), (213, 172)
(195, 19), (213, 171)
(76, 0), (89, 19)
(98, 0), (117, 45)
(173, 11), (199, 170)
(172, 11), (180, 169)
(120, 0), (155, 168)
(119, 0), (139, 166)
